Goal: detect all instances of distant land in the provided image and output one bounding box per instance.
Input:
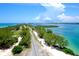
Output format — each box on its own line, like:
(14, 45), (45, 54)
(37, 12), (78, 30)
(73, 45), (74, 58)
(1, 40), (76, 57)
(28, 22), (79, 24)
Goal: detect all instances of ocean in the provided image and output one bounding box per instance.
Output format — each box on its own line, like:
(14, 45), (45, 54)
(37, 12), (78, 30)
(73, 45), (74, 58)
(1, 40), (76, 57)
(47, 24), (79, 55)
(0, 23), (17, 28)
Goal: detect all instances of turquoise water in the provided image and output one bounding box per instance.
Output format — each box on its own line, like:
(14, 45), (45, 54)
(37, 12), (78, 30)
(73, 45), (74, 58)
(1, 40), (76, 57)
(0, 23), (17, 28)
(47, 24), (79, 55)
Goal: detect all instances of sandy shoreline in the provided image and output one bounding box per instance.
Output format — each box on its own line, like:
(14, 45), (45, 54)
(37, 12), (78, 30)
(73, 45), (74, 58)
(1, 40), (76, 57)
(33, 31), (71, 56)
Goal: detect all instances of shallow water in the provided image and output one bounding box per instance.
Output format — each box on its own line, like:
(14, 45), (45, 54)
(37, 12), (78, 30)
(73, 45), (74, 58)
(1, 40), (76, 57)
(47, 24), (79, 55)
(0, 23), (17, 28)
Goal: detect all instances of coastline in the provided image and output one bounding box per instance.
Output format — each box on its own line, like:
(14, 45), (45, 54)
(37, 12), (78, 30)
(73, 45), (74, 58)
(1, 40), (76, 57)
(33, 30), (71, 56)
(0, 24), (77, 56)
(0, 23), (17, 28)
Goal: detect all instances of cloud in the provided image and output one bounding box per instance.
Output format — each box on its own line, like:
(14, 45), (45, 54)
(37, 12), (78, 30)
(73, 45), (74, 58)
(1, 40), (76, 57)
(58, 13), (79, 22)
(34, 0), (79, 23)
(34, 1), (65, 22)
(44, 17), (52, 20)
(35, 16), (40, 20)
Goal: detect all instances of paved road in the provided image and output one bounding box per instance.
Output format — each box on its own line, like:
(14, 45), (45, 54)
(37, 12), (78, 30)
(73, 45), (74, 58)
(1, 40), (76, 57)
(29, 28), (51, 56)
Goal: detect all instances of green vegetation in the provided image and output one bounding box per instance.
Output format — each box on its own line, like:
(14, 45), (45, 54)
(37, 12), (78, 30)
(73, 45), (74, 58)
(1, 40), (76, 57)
(35, 26), (67, 47)
(0, 24), (31, 55)
(19, 26), (31, 48)
(53, 46), (75, 55)
(12, 45), (23, 55)
(43, 31), (68, 48)
(0, 27), (18, 49)
(46, 29), (52, 33)
(0, 24), (76, 55)
(60, 47), (75, 55)
(12, 25), (31, 55)
(35, 26), (75, 55)
(35, 26), (46, 38)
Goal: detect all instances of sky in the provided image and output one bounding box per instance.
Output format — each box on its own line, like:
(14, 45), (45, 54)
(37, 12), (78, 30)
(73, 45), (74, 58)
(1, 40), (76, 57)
(0, 3), (79, 23)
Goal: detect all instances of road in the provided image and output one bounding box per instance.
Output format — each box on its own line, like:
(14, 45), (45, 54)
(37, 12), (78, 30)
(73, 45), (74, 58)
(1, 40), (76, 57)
(23, 25), (51, 56)
(29, 28), (51, 56)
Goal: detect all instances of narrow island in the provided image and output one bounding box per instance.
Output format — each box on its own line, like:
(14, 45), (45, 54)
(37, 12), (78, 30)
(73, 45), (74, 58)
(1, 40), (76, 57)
(0, 24), (77, 56)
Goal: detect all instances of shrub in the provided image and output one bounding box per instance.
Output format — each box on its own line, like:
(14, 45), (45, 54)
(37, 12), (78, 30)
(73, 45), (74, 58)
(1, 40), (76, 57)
(43, 33), (54, 46)
(61, 47), (75, 55)
(19, 36), (30, 48)
(19, 27), (31, 48)
(12, 45), (23, 55)
(46, 29), (52, 33)
(35, 26), (46, 38)
(0, 28), (18, 49)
